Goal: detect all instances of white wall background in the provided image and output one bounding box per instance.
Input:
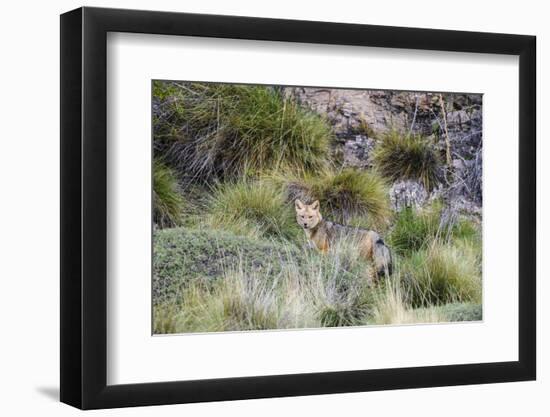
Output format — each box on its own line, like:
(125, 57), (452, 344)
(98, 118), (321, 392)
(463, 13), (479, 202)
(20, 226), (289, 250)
(0, 0), (545, 415)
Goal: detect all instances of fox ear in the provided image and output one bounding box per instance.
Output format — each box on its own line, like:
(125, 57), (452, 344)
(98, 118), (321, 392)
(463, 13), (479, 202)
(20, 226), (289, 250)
(311, 200), (320, 211)
(295, 199), (305, 210)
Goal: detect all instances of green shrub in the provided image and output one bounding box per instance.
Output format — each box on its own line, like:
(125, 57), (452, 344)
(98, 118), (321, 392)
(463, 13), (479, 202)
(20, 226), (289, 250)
(152, 81), (179, 101)
(207, 179), (301, 240)
(153, 227), (305, 305)
(153, 81), (332, 181)
(389, 202), (481, 254)
(373, 129), (442, 190)
(281, 168), (391, 228)
(452, 217), (481, 243)
(153, 160), (184, 228)
(389, 205), (440, 254)
(400, 242), (482, 307)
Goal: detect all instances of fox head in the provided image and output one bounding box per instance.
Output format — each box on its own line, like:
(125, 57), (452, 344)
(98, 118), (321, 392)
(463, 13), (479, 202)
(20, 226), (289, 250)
(295, 199), (322, 230)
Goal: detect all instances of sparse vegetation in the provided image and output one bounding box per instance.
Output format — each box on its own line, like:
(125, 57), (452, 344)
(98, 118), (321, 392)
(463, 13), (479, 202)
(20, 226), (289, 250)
(373, 129), (442, 190)
(350, 115), (377, 138)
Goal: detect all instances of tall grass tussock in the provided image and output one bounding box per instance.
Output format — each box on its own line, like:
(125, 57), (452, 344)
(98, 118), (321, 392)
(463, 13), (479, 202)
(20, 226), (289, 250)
(388, 202), (482, 308)
(207, 179), (300, 240)
(153, 81), (332, 182)
(276, 168), (391, 228)
(389, 201), (480, 254)
(400, 241), (482, 307)
(373, 129), (442, 190)
(369, 281), (447, 325)
(153, 159), (184, 228)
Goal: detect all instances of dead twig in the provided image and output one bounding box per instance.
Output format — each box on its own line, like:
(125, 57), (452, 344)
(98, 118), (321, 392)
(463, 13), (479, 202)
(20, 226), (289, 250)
(408, 95), (419, 135)
(439, 94), (452, 167)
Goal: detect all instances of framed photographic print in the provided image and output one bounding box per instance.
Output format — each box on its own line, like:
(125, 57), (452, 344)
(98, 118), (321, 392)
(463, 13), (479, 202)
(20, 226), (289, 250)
(60, 6), (536, 409)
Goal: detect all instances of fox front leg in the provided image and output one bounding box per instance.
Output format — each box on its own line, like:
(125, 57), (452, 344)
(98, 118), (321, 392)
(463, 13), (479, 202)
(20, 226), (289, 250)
(318, 239), (330, 254)
(305, 240), (316, 250)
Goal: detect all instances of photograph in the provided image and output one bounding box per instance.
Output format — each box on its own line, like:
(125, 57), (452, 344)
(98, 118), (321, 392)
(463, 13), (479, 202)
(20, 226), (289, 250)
(152, 80), (483, 334)
(0, 0), (543, 413)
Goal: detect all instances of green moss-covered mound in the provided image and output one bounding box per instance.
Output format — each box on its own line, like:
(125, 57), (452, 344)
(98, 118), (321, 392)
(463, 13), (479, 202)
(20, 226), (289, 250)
(153, 227), (305, 304)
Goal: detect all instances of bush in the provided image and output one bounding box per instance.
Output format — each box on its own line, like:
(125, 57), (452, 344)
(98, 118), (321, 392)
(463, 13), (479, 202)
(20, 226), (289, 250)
(281, 168), (391, 228)
(389, 202), (480, 255)
(207, 179), (301, 240)
(153, 160), (184, 228)
(373, 130), (442, 190)
(153, 227), (304, 305)
(153, 81), (332, 181)
(452, 217), (481, 243)
(389, 204), (440, 254)
(400, 242), (482, 307)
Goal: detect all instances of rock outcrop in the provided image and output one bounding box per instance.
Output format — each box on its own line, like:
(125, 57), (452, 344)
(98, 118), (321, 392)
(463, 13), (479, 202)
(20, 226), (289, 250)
(287, 87), (483, 216)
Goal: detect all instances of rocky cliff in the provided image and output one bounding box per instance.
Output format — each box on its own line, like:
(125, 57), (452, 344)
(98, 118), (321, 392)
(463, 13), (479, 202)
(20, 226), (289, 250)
(288, 87), (483, 216)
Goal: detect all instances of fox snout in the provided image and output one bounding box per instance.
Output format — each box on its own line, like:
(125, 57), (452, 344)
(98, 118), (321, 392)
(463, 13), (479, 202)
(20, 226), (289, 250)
(298, 216), (316, 229)
(295, 199), (322, 229)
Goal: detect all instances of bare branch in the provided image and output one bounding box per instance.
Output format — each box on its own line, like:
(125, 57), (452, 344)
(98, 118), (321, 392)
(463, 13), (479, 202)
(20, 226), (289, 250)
(439, 94), (452, 167)
(408, 95), (419, 135)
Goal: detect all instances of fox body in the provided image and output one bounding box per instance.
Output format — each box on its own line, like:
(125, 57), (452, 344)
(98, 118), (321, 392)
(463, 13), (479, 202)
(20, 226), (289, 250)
(295, 199), (392, 277)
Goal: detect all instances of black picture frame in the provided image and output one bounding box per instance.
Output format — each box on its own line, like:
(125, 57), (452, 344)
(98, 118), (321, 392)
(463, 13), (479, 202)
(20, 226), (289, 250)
(60, 6), (536, 410)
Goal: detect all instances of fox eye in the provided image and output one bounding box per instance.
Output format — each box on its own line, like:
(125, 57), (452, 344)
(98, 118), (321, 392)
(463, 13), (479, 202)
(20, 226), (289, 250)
(308, 216), (313, 219)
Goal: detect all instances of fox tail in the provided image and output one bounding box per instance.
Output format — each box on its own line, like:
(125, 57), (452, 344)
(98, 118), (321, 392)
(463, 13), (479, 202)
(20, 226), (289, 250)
(373, 238), (393, 278)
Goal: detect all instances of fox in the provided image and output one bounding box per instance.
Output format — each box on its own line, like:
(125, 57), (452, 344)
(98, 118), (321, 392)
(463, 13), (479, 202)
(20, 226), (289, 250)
(294, 199), (393, 278)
